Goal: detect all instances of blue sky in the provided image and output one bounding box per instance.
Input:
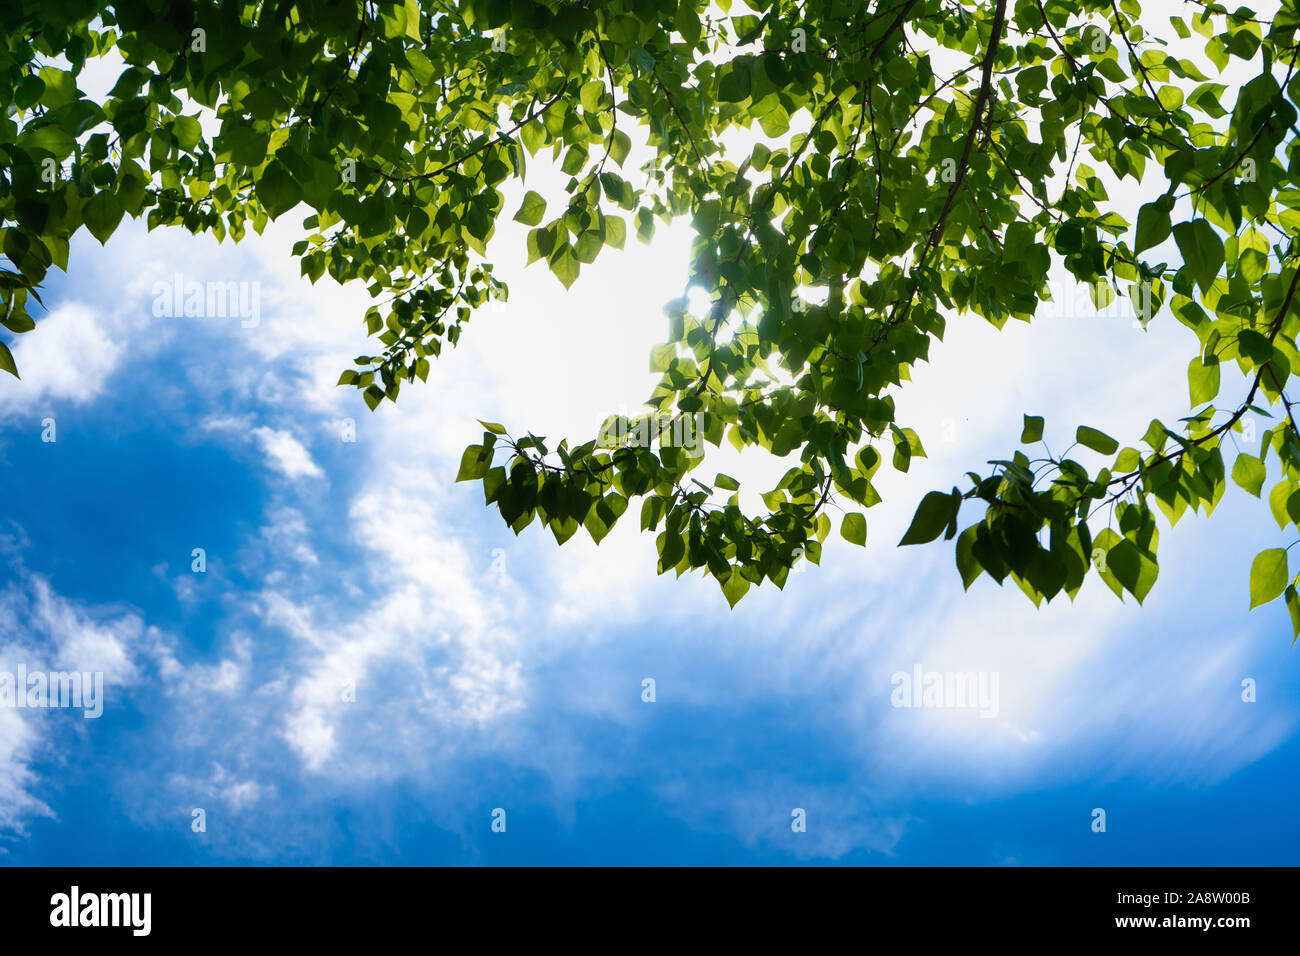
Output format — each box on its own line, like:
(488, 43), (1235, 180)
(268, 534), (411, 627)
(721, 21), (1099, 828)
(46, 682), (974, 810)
(3, 29), (1300, 865)
(1, 198), (1298, 865)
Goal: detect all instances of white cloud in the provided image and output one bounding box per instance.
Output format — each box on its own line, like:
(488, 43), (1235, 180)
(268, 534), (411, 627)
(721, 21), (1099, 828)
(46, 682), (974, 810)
(0, 567), (176, 834)
(0, 304), (124, 417)
(251, 426), (323, 480)
(0, 707), (52, 839)
(202, 416), (324, 481)
(256, 507), (319, 568)
(277, 468), (525, 772)
(658, 776), (909, 861)
(170, 762), (271, 813)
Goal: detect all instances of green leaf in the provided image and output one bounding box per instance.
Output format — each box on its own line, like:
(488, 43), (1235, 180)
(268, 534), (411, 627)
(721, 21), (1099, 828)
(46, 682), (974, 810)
(609, 129), (631, 166)
(758, 106), (790, 137)
(717, 63), (752, 102)
(21, 124), (76, 160)
(1021, 414), (1044, 443)
(1232, 453), (1266, 497)
(675, 1), (702, 42)
(1188, 356), (1220, 406)
(173, 114), (202, 150)
(1269, 479), (1300, 529)
(840, 512), (867, 547)
(1156, 85), (1184, 111)
(1142, 420), (1169, 452)
(604, 215), (626, 249)
(899, 491), (960, 546)
(1107, 538), (1159, 604)
(0, 307), (34, 334)
(721, 566), (750, 607)
(580, 79), (606, 111)
(456, 444), (493, 482)
(1287, 584), (1300, 641)
(1173, 218), (1225, 294)
(37, 66), (77, 109)
(513, 190), (547, 226)
(1076, 426), (1119, 455)
(573, 230), (603, 264)
(0, 341), (18, 379)
(548, 246), (580, 289)
(561, 144), (588, 175)
(955, 524), (983, 589)
(1134, 197), (1172, 254)
(551, 513), (580, 546)
(255, 160), (302, 219)
(650, 342), (675, 372)
(521, 120), (546, 156)
(607, 14), (641, 46)
(526, 226), (552, 264)
(1249, 547), (1288, 609)
(82, 191), (123, 244)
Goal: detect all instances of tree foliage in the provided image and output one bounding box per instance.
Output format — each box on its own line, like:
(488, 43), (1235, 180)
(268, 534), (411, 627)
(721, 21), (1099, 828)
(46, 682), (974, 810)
(4, 0), (1300, 626)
